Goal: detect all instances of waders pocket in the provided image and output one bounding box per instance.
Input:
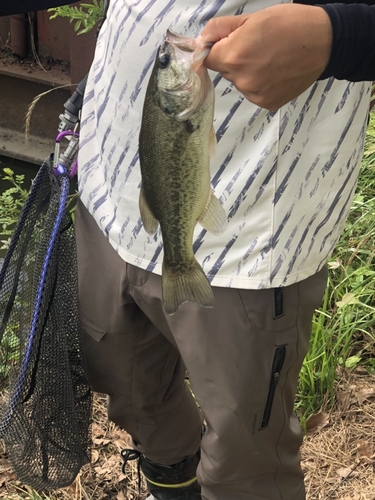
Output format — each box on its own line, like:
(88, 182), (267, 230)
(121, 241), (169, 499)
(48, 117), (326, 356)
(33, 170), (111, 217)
(260, 345), (286, 429)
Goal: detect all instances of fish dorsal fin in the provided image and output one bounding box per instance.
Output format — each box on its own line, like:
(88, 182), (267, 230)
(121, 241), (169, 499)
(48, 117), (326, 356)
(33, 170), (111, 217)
(198, 189), (227, 235)
(139, 183), (159, 234)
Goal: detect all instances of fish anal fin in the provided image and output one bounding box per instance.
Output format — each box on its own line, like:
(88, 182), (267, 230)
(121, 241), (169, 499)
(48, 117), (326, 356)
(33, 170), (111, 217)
(139, 183), (159, 234)
(162, 259), (214, 315)
(198, 189), (227, 236)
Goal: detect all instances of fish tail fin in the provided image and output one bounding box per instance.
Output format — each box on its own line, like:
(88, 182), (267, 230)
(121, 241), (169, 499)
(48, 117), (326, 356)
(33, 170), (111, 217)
(162, 260), (214, 315)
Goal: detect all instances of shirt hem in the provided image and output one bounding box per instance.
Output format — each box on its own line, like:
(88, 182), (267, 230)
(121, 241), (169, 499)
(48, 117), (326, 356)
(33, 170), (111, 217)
(113, 239), (325, 290)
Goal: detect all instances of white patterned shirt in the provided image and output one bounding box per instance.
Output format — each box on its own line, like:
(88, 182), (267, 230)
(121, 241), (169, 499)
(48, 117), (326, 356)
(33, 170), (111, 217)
(78, 0), (371, 289)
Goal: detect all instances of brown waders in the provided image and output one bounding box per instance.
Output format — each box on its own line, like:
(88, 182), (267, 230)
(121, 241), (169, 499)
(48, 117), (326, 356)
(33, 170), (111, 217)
(75, 200), (327, 500)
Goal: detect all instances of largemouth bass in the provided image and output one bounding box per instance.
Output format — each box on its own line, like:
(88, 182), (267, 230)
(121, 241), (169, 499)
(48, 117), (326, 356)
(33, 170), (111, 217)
(139, 29), (227, 315)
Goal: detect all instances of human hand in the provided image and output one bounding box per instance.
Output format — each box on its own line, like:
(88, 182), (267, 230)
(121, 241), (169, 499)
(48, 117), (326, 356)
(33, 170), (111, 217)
(200, 4), (332, 110)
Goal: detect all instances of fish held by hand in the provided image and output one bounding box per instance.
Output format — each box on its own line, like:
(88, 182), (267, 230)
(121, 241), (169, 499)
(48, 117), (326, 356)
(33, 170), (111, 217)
(139, 29), (227, 314)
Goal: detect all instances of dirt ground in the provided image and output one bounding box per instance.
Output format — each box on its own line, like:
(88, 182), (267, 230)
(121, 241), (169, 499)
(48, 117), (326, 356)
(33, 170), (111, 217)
(0, 44), (70, 74)
(0, 369), (375, 500)
(302, 369), (375, 500)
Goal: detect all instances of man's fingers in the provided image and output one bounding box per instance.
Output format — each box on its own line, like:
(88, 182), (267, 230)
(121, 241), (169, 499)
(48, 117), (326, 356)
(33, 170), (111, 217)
(203, 38), (231, 73)
(200, 15), (248, 44)
(202, 18), (248, 73)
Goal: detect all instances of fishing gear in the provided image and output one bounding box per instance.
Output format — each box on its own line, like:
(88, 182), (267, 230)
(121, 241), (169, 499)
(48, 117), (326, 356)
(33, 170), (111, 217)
(0, 68), (93, 496)
(0, 1), (115, 488)
(0, 139), (92, 490)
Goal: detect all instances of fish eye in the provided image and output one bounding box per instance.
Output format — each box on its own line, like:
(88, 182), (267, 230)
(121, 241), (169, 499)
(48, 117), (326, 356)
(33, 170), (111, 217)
(158, 52), (170, 69)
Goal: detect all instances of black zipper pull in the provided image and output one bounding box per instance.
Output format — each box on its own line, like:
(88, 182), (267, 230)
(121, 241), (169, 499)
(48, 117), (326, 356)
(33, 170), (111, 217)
(274, 288), (284, 318)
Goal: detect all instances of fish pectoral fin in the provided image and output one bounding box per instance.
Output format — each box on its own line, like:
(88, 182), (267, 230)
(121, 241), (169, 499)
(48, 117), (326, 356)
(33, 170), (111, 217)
(198, 189), (227, 236)
(162, 259), (214, 315)
(139, 183), (159, 234)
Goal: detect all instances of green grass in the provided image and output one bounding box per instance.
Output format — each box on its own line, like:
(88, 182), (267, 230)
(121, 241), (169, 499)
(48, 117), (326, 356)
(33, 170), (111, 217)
(296, 113), (375, 423)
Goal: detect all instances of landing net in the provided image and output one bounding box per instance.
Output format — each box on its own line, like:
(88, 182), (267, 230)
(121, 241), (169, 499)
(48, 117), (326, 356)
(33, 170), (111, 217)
(0, 155), (92, 490)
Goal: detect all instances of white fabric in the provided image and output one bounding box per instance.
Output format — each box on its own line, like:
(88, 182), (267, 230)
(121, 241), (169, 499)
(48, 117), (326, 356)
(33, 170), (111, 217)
(78, 0), (371, 289)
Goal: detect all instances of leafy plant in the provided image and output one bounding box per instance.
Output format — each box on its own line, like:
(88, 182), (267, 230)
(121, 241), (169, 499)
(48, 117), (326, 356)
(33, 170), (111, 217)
(0, 168), (28, 249)
(48, 0), (105, 35)
(0, 324), (21, 382)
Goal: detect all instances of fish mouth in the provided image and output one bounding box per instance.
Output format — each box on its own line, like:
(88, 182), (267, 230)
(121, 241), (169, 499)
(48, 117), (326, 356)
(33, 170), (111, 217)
(165, 29), (197, 52)
(158, 29), (212, 94)
(157, 41), (196, 93)
(164, 29), (212, 64)
(156, 29), (214, 120)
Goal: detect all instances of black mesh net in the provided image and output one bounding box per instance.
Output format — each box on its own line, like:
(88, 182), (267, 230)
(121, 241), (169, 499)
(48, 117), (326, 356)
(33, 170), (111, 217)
(0, 155), (92, 490)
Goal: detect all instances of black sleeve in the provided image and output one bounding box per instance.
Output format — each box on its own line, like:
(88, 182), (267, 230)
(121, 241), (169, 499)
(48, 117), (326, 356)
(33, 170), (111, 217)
(317, 3), (375, 81)
(299, 0), (375, 5)
(296, 0), (375, 81)
(0, 1), (70, 16)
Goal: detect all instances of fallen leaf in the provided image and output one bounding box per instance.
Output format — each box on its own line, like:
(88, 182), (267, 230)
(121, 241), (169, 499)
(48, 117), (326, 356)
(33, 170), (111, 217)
(336, 293), (359, 308)
(91, 449), (100, 463)
(93, 437), (111, 446)
(356, 387), (375, 404)
(328, 260), (341, 269)
(353, 366), (369, 375)
(0, 460), (13, 474)
(94, 465), (112, 476)
(336, 466), (359, 479)
(0, 470), (15, 487)
(306, 412), (330, 434)
(64, 481), (77, 497)
(357, 440), (373, 458)
(336, 391), (352, 412)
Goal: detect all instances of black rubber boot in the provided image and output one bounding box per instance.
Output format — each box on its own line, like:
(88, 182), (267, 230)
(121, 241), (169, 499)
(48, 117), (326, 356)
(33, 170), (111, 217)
(141, 451), (201, 500)
(121, 448), (201, 500)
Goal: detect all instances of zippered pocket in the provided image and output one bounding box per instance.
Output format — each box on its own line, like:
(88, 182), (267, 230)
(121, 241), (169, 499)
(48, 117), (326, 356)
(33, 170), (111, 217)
(260, 345), (287, 429)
